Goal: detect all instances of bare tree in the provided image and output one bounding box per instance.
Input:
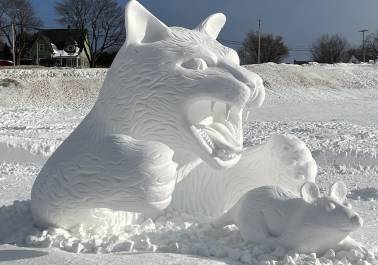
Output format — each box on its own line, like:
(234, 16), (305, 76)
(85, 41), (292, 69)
(365, 30), (378, 61)
(239, 30), (289, 64)
(0, 0), (41, 64)
(55, 0), (124, 68)
(311, 34), (349, 63)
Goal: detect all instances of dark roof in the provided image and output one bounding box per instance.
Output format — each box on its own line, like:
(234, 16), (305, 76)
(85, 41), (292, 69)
(37, 29), (85, 50)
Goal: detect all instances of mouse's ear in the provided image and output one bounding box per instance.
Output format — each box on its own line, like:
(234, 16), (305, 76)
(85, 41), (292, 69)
(301, 182), (320, 203)
(329, 181), (347, 202)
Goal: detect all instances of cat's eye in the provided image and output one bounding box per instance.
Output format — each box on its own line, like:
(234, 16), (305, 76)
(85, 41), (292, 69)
(182, 58), (208, 70)
(325, 202), (336, 212)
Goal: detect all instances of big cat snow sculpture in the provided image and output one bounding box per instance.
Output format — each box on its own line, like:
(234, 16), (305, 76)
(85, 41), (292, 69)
(31, 0), (317, 232)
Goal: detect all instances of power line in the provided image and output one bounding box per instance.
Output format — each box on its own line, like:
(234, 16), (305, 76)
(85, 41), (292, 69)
(218, 38), (311, 52)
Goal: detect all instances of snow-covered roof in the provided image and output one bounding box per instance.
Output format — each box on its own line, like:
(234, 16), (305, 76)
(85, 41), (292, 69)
(51, 43), (80, 58)
(37, 29), (84, 50)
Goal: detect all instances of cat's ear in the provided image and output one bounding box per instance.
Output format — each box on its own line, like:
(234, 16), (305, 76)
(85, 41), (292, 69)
(125, 0), (169, 45)
(196, 13), (226, 39)
(301, 182), (320, 203)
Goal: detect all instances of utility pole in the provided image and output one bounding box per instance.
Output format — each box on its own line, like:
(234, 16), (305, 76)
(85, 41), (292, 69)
(257, 19), (261, 64)
(359, 29), (368, 63)
(36, 40), (39, 65)
(12, 22), (16, 66)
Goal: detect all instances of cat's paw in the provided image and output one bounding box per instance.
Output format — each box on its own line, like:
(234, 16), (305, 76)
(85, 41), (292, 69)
(267, 134), (317, 182)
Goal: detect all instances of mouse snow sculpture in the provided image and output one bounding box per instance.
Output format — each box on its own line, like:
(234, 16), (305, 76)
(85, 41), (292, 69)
(213, 181), (364, 254)
(31, 0), (316, 229)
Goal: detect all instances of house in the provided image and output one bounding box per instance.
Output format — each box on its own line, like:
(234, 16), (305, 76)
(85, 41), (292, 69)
(0, 41), (12, 62)
(31, 28), (90, 67)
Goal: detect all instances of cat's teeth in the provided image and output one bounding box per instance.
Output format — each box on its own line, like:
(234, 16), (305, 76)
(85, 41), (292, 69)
(244, 110), (248, 121)
(226, 104), (231, 120)
(211, 101), (215, 112)
(216, 149), (237, 160)
(198, 128), (215, 149)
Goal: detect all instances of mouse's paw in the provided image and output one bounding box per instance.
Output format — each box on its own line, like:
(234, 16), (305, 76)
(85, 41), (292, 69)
(354, 244), (375, 259)
(336, 236), (372, 258)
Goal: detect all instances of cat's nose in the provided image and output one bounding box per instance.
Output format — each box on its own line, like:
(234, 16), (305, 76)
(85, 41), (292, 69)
(219, 61), (265, 107)
(350, 214), (363, 227)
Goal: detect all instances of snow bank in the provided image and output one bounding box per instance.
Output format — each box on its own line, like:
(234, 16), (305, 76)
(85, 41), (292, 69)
(1, 64), (378, 264)
(2, 63), (378, 108)
(244, 121), (378, 169)
(246, 63), (378, 104)
(1, 200), (377, 265)
(0, 107), (82, 161)
(0, 68), (106, 108)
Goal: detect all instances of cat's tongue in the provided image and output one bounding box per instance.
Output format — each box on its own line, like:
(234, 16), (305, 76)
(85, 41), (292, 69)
(197, 117), (242, 152)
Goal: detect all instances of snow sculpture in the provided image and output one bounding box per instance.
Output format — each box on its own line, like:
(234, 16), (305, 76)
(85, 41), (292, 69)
(213, 181), (364, 254)
(31, 0), (316, 230)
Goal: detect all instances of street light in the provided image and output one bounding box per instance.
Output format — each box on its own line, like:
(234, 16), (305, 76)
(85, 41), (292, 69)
(359, 29), (368, 63)
(257, 19), (261, 64)
(12, 22), (15, 66)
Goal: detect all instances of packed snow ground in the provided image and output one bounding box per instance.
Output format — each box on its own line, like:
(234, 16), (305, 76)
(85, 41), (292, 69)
(0, 63), (377, 265)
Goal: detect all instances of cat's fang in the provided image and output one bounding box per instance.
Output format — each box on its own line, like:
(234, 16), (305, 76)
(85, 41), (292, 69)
(243, 110), (250, 122)
(226, 104), (231, 120)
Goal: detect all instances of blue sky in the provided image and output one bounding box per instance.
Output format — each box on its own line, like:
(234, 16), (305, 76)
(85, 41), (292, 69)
(31, 0), (378, 61)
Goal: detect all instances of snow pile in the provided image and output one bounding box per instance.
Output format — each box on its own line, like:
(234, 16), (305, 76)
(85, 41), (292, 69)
(0, 68), (106, 80)
(0, 107), (85, 161)
(1, 201), (377, 265)
(1, 64), (378, 264)
(0, 68), (106, 108)
(2, 63), (378, 109)
(246, 63), (378, 104)
(244, 121), (378, 168)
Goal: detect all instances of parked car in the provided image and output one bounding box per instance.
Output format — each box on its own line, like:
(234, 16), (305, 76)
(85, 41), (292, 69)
(0, 60), (13, 66)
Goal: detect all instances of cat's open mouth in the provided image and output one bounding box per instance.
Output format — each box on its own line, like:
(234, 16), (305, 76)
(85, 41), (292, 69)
(188, 99), (248, 169)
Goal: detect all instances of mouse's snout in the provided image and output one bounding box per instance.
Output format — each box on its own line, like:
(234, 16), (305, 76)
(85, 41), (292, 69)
(350, 214), (363, 228)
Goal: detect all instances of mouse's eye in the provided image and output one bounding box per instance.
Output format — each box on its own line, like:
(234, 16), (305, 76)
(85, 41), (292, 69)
(325, 202), (336, 212)
(182, 58), (208, 70)
(343, 201), (352, 209)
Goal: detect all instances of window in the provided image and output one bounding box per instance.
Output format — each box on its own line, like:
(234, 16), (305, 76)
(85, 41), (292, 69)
(67, 45), (75, 52)
(39, 44), (50, 51)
